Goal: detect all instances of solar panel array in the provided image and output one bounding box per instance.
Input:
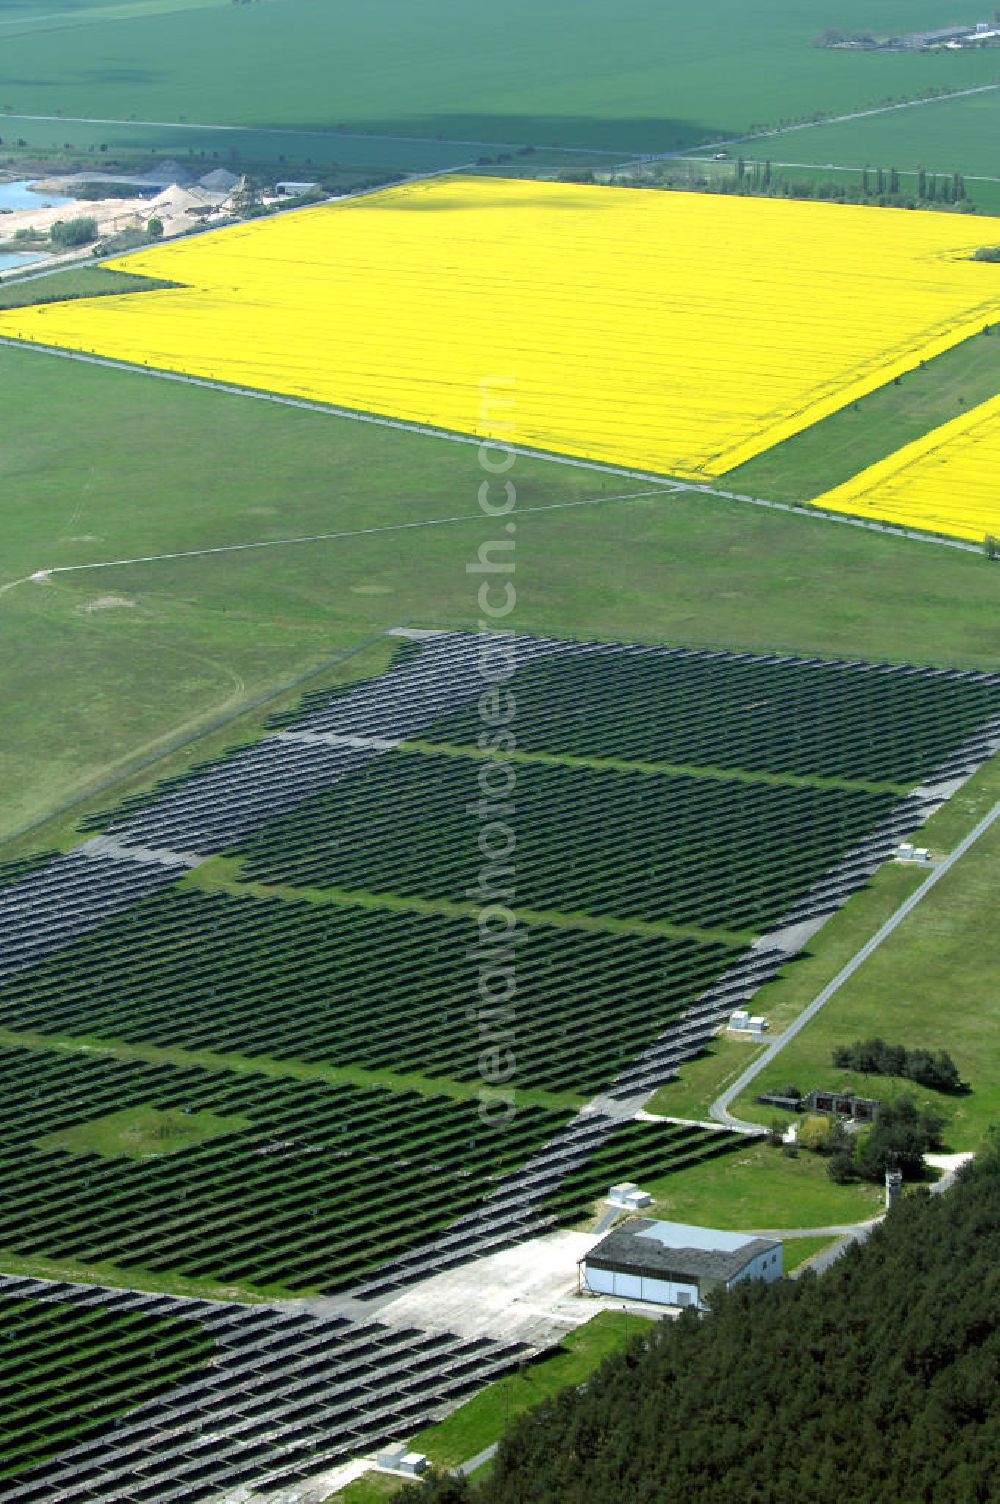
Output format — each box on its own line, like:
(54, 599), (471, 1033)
(0, 1277), (534, 1504)
(0, 1046), (570, 1295)
(0, 887), (741, 1093)
(1, 629), (998, 1495)
(415, 642), (1000, 784)
(230, 748), (902, 932)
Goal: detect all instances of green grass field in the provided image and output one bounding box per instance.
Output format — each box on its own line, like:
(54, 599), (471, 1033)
(1, 0), (998, 159)
(3, 335), (1000, 849)
(645, 1138), (885, 1228)
(730, 758), (1000, 1152)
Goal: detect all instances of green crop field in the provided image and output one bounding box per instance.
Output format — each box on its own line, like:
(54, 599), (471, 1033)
(751, 85), (1000, 179)
(0, 623), (988, 1293)
(1, 0), (998, 158)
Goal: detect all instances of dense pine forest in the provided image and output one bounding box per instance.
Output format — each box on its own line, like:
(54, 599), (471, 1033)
(406, 1144), (1000, 1503)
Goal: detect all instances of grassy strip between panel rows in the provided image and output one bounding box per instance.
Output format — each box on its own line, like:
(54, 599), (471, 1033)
(725, 323), (1000, 503)
(403, 736), (909, 797)
(184, 857), (757, 950)
(0, 1023), (585, 1114)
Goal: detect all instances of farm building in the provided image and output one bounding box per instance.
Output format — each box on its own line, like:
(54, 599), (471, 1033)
(580, 1219), (782, 1309)
(275, 180), (320, 197)
(756, 1087), (880, 1121)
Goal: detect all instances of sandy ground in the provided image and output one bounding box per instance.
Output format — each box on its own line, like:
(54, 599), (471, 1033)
(0, 180), (229, 260)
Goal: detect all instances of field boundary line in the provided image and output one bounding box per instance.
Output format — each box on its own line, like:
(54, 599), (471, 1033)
(710, 798), (1000, 1129)
(673, 156), (1000, 186)
(0, 336), (982, 556)
(21, 489), (672, 579)
(631, 82), (1000, 169)
(2, 111), (630, 157)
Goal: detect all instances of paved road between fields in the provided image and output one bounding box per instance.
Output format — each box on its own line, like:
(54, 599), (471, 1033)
(710, 799), (1000, 1131)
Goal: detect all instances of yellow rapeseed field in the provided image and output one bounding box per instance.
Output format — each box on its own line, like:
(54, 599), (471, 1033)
(811, 393), (1000, 543)
(2, 177), (998, 480)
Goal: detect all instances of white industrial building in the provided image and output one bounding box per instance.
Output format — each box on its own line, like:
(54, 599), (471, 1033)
(579, 1219), (782, 1310)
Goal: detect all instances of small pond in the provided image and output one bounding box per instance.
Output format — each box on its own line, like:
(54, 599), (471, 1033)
(0, 178), (74, 211)
(0, 250), (44, 271)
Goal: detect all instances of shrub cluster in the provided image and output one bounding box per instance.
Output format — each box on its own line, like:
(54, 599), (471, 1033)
(825, 1095), (945, 1184)
(49, 216), (98, 248)
(832, 1036), (963, 1093)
